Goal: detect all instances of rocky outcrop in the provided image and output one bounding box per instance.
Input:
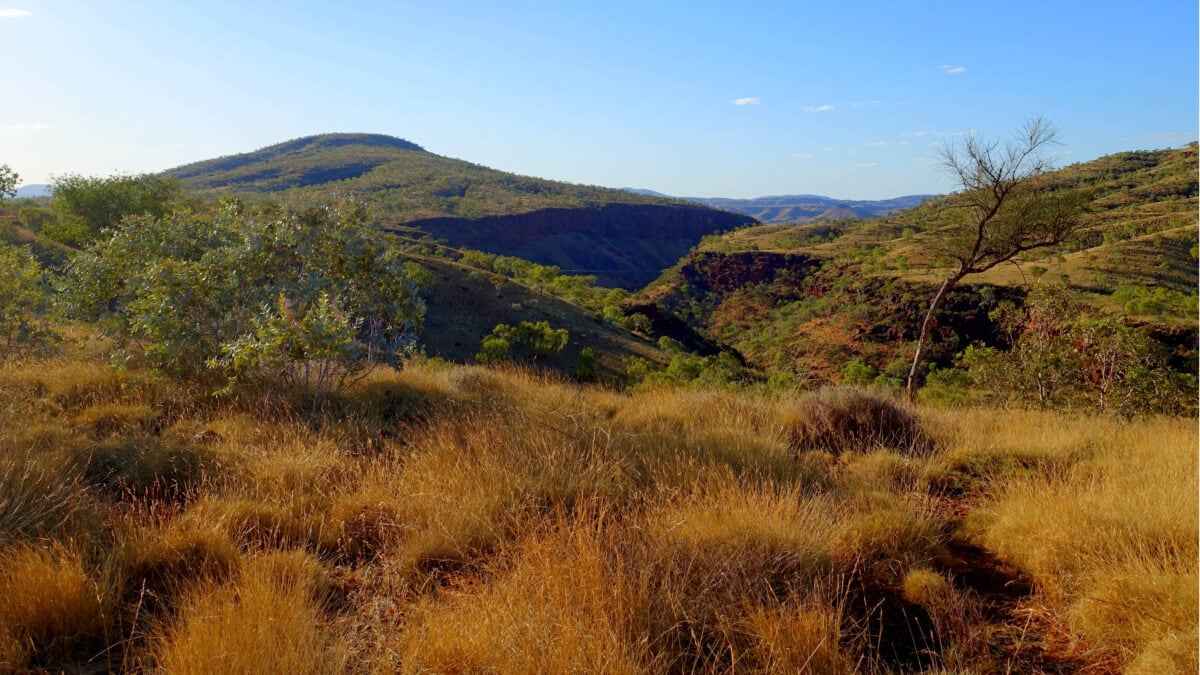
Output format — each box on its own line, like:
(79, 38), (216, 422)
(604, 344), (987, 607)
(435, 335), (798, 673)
(678, 251), (820, 293)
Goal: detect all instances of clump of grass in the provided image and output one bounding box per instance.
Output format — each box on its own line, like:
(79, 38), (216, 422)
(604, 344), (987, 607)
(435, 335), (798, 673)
(639, 481), (849, 669)
(736, 585), (860, 673)
(184, 496), (329, 553)
(901, 567), (985, 668)
(840, 449), (922, 494)
(920, 408), (1098, 496)
(156, 552), (346, 674)
(74, 436), (221, 502)
(0, 441), (80, 543)
(74, 403), (161, 438)
(113, 523), (243, 619)
(0, 544), (105, 670)
(784, 386), (930, 456)
(392, 511), (653, 673)
(831, 500), (947, 588)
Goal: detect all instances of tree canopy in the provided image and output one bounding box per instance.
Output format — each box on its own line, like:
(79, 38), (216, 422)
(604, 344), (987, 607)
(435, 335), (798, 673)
(63, 199), (425, 395)
(48, 173), (184, 246)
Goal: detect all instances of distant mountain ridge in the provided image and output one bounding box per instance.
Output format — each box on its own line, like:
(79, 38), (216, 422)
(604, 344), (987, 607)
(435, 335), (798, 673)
(164, 133), (755, 289)
(13, 184), (50, 198)
(687, 194), (937, 223)
(620, 191), (938, 224)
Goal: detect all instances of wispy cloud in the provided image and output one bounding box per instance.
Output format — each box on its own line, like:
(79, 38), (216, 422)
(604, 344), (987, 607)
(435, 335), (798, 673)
(791, 152), (814, 159)
(938, 64), (967, 74)
(849, 100), (884, 108)
(831, 162), (880, 174)
(3, 122), (48, 130)
(0, 8), (31, 18)
(901, 129), (972, 138)
(865, 140), (909, 147)
(803, 104), (835, 113)
(730, 97), (760, 106)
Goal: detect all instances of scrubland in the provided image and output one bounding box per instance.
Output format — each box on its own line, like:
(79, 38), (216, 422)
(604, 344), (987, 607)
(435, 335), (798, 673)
(0, 351), (1194, 673)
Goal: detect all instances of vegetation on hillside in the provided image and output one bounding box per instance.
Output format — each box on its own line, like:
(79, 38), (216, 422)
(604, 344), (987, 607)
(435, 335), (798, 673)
(167, 133), (685, 221)
(644, 143), (1198, 405)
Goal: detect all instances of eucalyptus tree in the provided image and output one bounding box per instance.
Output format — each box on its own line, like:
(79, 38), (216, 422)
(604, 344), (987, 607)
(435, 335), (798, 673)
(64, 198), (425, 397)
(906, 118), (1084, 402)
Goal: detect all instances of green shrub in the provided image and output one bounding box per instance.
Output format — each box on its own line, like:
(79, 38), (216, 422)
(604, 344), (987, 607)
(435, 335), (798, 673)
(63, 199), (424, 395)
(0, 243), (56, 367)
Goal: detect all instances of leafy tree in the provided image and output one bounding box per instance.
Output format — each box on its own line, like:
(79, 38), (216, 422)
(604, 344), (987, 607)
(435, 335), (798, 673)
(574, 348), (598, 380)
(48, 173), (184, 246)
(62, 199), (424, 396)
(0, 165), (17, 203)
(960, 284), (1192, 415)
(906, 118), (1084, 401)
(0, 243), (56, 366)
(475, 320), (569, 364)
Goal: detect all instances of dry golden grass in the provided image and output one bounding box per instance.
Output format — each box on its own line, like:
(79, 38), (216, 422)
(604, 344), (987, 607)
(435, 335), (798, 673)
(391, 511), (654, 673)
(0, 354), (1193, 672)
(157, 551), (346, 674)
(966, 414), (1198, 669)
(0, 543), (105, 670)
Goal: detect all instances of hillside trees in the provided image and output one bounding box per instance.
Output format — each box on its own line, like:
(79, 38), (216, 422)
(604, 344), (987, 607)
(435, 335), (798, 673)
(48, 173), (184, 246)
(906, 118), (1084, 401)
(0, 243), (55, 366)
(0, 165), (17, 202)
(960, 284), (1191, 415)
(475, 321), (569, 364)
(62, 199), (425, 396)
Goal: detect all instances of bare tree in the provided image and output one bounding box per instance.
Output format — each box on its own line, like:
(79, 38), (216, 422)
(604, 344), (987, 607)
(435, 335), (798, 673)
(906, 117), (1083, 402)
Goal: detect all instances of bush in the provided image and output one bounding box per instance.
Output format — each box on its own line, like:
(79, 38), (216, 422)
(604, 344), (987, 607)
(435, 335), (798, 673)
(475, 321), (568, 364)
(786, 386), (929, 456)
(63, 199), (424, 396)
(48, 172), (183, 246)
(0, 243), (56, 367)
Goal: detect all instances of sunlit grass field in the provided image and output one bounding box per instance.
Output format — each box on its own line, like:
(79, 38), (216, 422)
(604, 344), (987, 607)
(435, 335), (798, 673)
(0, 352), (1194, 672)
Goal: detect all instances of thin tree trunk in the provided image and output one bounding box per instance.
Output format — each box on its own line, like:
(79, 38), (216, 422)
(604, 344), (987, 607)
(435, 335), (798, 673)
(906, 272), (964, 403)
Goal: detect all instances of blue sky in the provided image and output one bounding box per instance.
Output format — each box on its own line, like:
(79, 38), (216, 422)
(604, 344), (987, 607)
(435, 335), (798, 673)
(2, 1), (1196, 199)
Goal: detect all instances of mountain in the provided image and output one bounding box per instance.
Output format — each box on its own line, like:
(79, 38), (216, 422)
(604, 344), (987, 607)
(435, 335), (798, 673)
(13, 184), (50, 198)
(167, 134), (754, 288)
(683, 194), (937, 224)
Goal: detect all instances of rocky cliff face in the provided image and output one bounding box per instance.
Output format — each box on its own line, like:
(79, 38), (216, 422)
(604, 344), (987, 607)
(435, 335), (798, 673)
(410, 203), (755, 289)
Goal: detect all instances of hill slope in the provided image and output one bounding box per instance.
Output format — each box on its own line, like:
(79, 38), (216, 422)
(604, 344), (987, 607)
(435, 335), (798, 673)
(642, 144), (1199, 381)
(167, 134), (754, 288)
(401, 249), (665, 374)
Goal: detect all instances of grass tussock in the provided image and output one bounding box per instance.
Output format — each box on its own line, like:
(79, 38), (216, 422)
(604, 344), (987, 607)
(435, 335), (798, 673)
(156, 552), (346, 674)
(784, 386), (930, 456)
(0, 544), (105, 671)
(392, 512), (654, 673)
(0, 439), (81, 543)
